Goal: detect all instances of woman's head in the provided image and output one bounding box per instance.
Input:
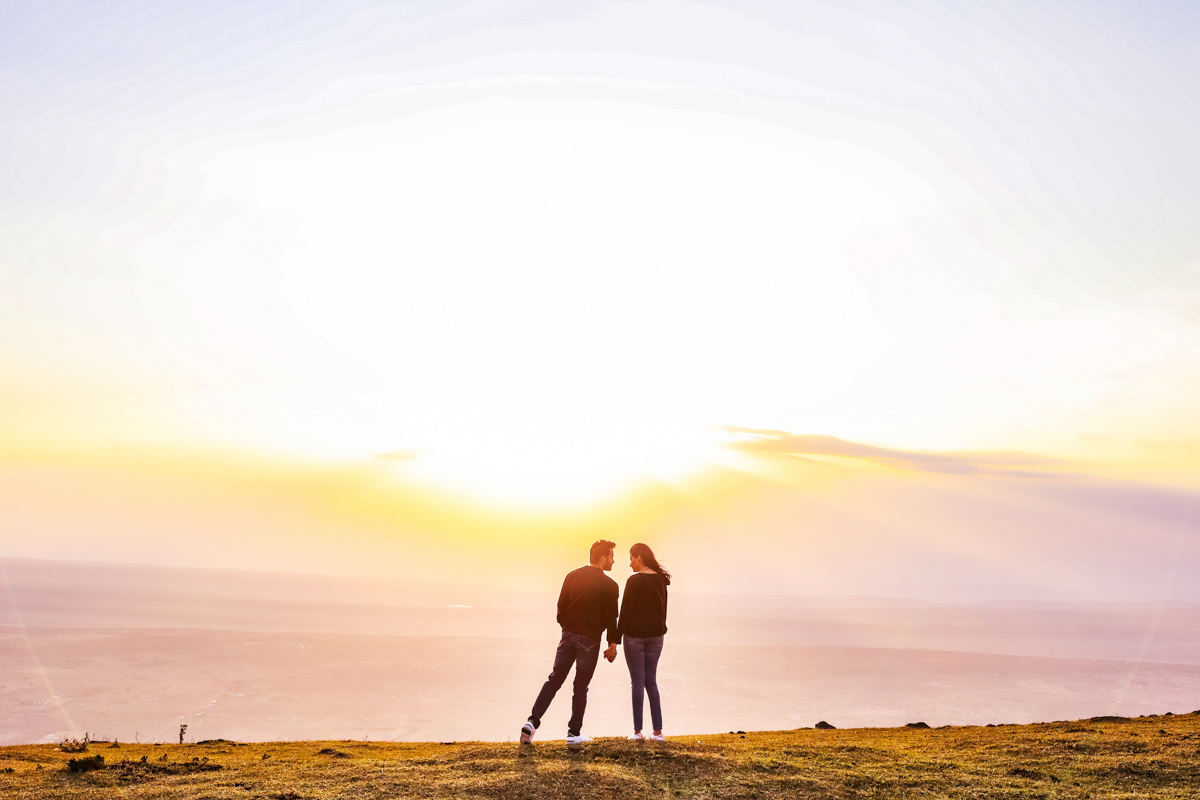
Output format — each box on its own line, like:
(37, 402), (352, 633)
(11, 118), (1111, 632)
(629, 542), (671, 585)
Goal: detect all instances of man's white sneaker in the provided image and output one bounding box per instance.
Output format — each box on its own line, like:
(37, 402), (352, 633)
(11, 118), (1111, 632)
(519, 722), (536, 744)
(649, 733), (666, 741)
(565, 735), (593, 745)
(627, 732), (645, 740)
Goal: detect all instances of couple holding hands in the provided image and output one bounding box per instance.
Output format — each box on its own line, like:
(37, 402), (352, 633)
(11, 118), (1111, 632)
(520, 540), (671, 745)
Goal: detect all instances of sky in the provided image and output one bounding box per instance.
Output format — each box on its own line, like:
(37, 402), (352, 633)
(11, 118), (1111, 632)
(1, 1), (1198, 599)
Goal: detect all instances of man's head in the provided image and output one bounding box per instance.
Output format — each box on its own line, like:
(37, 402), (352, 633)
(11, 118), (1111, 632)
(589, 539), (616, 571)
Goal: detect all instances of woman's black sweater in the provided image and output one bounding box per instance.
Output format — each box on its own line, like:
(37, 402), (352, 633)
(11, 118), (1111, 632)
(616, 572), (668, 640)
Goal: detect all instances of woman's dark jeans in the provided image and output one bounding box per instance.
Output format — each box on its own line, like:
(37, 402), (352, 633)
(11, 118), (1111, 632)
(623, 634), (664, 731)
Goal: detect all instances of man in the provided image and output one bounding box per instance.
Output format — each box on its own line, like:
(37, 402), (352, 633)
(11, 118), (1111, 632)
(520, 539), (620, 745)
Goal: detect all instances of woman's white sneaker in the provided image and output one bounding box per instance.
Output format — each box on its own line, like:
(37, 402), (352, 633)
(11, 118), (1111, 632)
(519, 722), (536, 744)
(565, 735), (593, 745)
(627, 732), (645, 740)
(649, 733), (666, 741)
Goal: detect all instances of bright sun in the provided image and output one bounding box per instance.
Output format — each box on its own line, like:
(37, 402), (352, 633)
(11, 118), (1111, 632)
(162, 95), (934, 506)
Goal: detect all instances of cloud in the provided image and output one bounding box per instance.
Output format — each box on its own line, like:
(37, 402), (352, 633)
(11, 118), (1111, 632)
(373, 449), (420, 461)
(724, 427), (1062, 476)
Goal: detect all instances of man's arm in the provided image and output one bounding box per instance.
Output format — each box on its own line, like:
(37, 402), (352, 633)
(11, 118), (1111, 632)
(603, 581), (620, 662)
(555, 572), (571, 628)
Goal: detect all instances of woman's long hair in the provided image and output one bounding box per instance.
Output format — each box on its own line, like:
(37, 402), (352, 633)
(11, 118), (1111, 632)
(630, 542), (671, 585)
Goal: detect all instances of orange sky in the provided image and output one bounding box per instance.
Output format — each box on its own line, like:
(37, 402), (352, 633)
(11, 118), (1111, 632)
(1, 435), (1196, 603)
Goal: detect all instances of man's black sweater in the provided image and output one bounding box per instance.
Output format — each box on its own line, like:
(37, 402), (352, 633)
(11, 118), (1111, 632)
(615, 572), (668, 640)
(556, 565), (619, 644)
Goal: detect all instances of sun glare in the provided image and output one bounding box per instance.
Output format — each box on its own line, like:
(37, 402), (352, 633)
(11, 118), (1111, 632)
(383, 415), (729, 508)
(174, 96), (933, 504)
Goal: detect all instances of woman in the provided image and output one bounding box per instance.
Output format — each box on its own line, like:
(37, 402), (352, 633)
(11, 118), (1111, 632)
(616, 542), (670, 741)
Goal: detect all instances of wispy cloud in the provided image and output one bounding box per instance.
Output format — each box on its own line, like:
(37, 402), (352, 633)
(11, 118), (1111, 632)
(724, 427), (1062, 476)
(373, 449), (420, 461)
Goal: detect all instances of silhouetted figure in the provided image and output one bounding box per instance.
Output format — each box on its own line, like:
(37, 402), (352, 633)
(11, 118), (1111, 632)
(617, 542), (670, 741)
(519, 540), (619, 745)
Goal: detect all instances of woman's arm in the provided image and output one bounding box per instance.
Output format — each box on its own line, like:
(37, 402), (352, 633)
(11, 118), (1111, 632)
(615, 576), (635, 640)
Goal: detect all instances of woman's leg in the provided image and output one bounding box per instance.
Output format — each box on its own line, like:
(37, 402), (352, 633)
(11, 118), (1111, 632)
(643, 635), (665, 732)
(623, 636), (647, 732)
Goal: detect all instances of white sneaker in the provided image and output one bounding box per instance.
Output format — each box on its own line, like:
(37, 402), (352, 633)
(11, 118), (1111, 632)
(519, 722), (536, 744)
(565, 735), (593, 745)
(627, 732), (645, 740)
(649, 733), (666, 741)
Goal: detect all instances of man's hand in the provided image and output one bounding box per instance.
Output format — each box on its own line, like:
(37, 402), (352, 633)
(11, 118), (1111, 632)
(604, 643), (617, 663)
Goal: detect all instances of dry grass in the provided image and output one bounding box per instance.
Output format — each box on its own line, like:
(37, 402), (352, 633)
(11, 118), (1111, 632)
(1, 713), (1198, 799)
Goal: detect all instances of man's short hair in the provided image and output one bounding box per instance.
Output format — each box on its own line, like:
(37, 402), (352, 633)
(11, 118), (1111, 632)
(589, 539), (616, 563)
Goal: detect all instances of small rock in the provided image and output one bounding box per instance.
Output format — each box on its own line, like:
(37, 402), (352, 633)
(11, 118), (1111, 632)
(317, 748), (349, 757)
(736, 730), (746, 735)
(905, 722), (930, 729)
(815, 721), (835, 730)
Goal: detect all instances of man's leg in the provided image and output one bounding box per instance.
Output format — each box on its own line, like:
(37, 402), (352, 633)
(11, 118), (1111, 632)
(566, 636), (601, 738)
(529, 633), (576, 730)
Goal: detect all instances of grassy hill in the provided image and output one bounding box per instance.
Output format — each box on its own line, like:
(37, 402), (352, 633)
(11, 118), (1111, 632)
(2, 713), (1198, 799)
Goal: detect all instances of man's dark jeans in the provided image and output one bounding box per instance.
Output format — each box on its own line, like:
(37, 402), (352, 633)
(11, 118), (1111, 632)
(529, 631), (601, 737)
